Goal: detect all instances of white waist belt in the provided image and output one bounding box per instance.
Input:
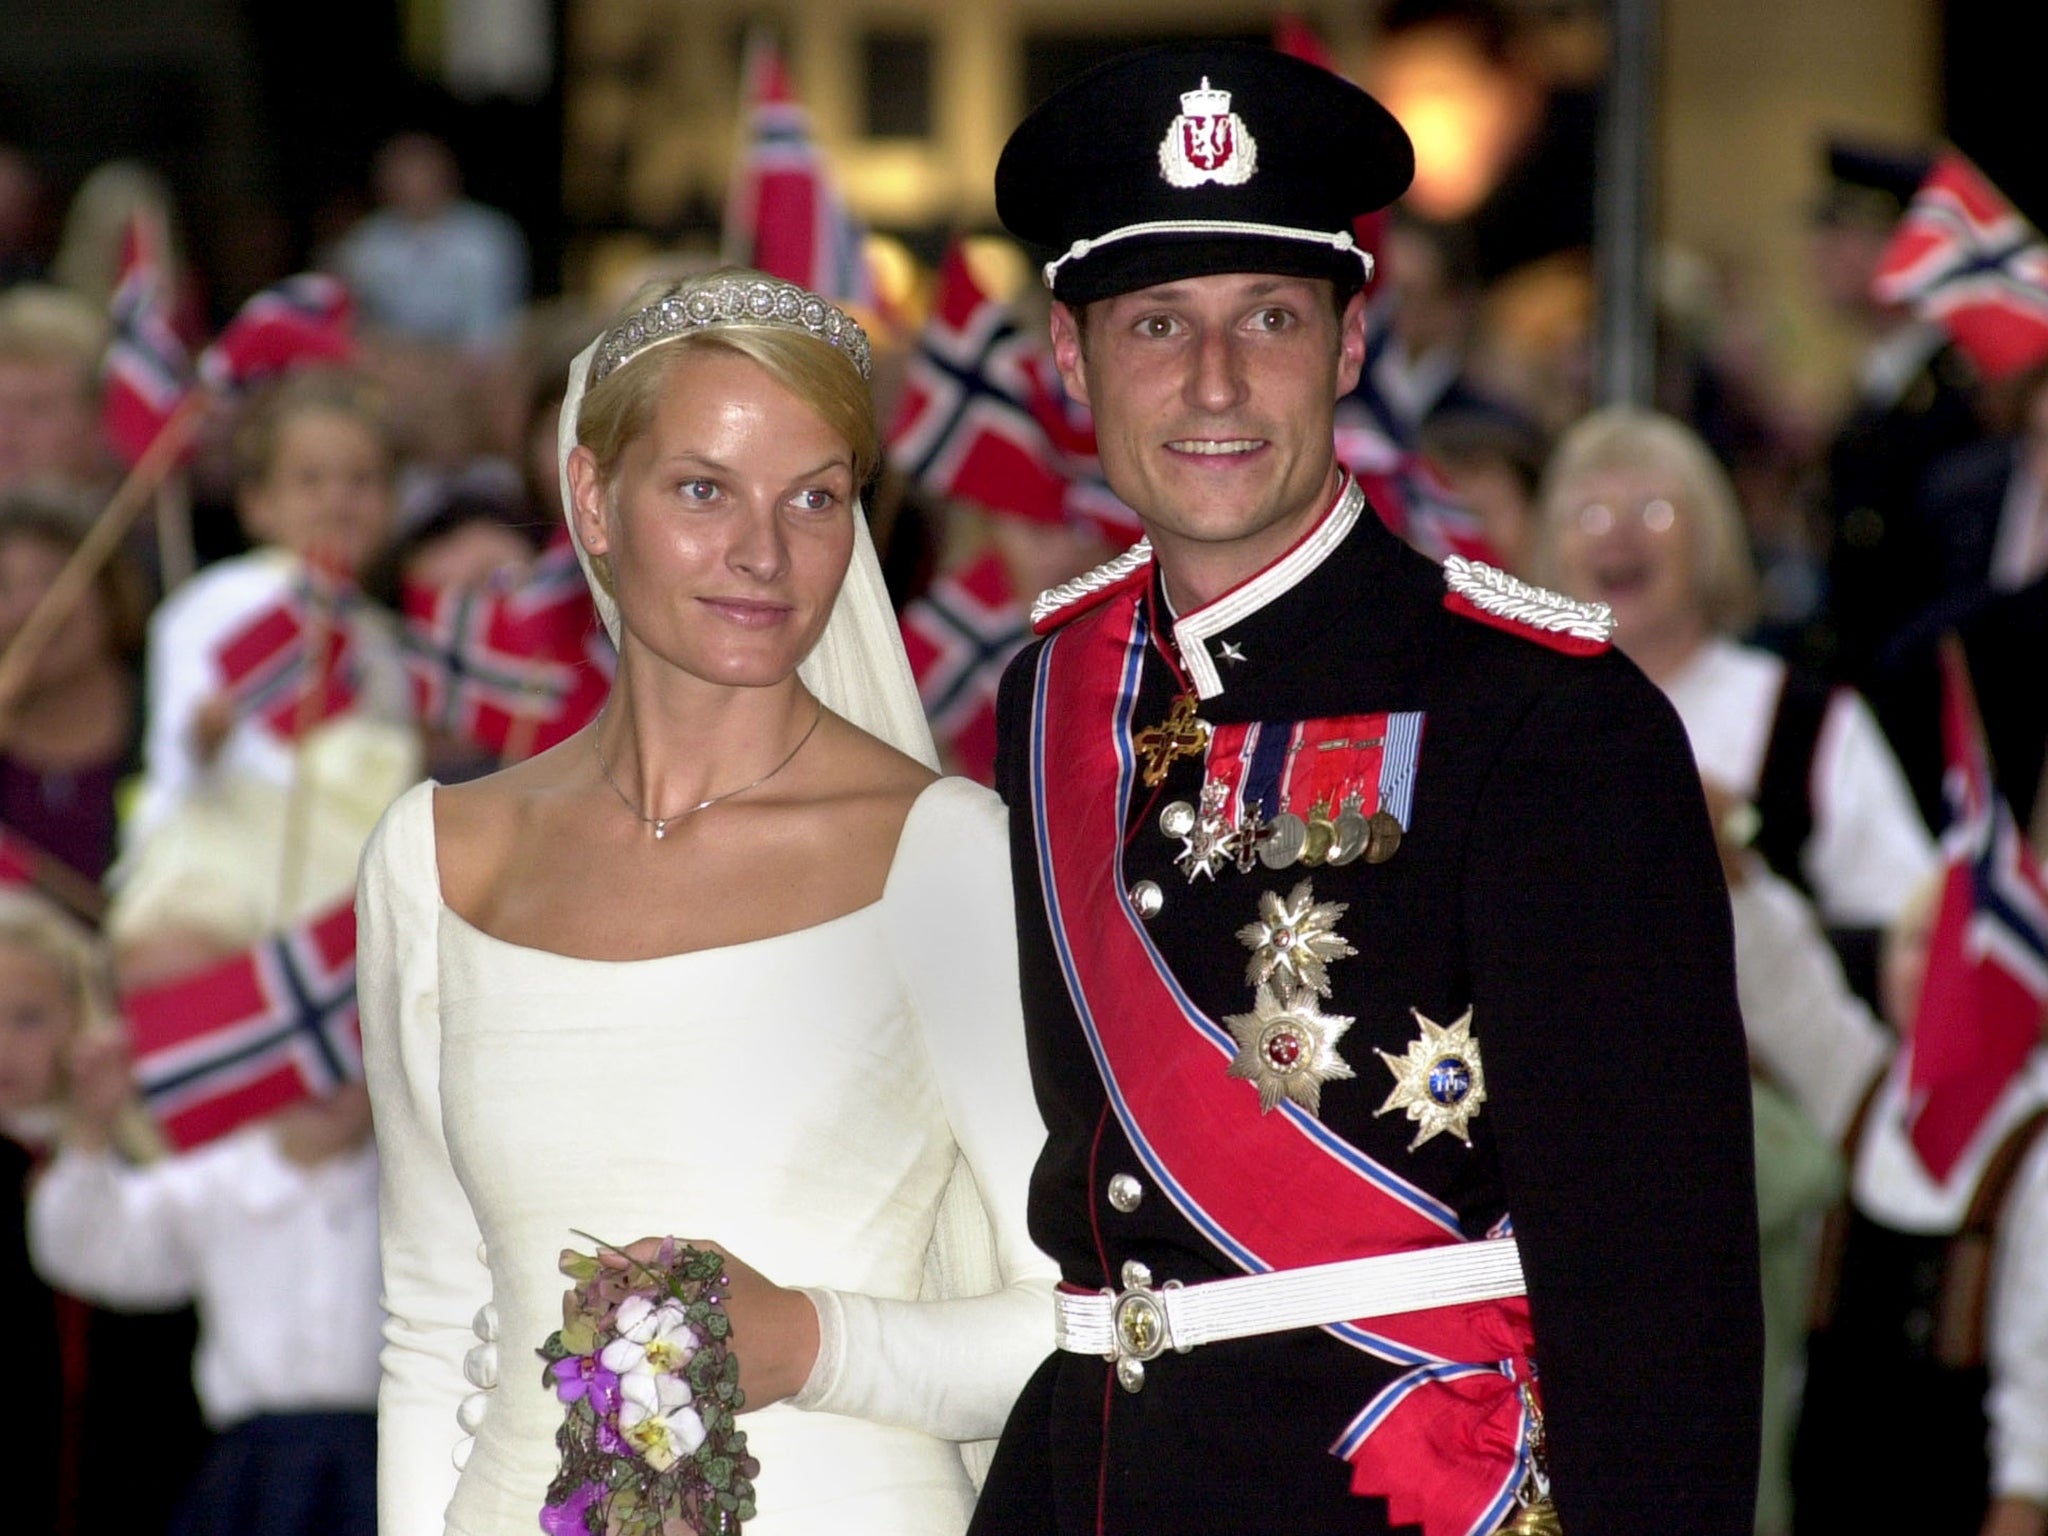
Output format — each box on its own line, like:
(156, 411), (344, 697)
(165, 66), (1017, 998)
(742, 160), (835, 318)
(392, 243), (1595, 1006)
(1056, 1237), (1526, 1390)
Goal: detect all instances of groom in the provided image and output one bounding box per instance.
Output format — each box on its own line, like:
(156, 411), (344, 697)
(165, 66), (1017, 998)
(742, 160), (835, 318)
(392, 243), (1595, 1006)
(973, 41), (1762, 1536)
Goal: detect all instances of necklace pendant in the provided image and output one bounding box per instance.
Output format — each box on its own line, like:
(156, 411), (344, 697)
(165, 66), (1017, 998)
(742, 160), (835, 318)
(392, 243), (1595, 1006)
(653, 820), (668, 841)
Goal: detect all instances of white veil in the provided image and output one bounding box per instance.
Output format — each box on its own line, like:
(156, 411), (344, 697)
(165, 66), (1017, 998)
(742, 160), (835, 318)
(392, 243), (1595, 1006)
(556, 311), (1001, 1480)
(556, 332), (940, 773)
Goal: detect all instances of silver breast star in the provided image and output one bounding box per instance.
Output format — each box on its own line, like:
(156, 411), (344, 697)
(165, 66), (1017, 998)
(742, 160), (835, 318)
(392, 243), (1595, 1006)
(1217, 640), (1247, 665)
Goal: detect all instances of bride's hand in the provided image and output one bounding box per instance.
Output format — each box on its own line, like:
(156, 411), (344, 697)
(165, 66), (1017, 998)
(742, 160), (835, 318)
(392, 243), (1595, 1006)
(600, 1238), (820, 1409)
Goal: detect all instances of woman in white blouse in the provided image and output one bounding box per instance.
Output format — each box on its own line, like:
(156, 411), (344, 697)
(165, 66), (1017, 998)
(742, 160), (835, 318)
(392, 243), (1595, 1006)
(1533, 406), (1935, 935)
(358, 270), (1056, 1536)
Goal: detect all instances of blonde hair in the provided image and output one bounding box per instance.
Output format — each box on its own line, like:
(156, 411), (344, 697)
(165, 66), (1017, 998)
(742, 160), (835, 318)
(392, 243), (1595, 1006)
(0, 890), (165, 1161)
(576, 271), (879, 487)
(0, 284), (106, 378)
(51, 160), (183, 309)
(1533, 406), (1760, 636)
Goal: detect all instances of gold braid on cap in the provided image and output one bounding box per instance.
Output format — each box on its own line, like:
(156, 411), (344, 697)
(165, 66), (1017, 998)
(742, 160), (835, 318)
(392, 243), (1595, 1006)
(588, 274), (873, 386)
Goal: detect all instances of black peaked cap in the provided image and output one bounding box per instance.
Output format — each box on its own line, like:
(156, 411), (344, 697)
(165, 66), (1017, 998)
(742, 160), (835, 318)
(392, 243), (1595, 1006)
(997, 41), (1414, 305)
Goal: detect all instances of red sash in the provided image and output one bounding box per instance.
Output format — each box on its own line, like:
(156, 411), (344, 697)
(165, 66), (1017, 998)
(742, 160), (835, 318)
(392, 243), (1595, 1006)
(1029, 589), (1539, 1536)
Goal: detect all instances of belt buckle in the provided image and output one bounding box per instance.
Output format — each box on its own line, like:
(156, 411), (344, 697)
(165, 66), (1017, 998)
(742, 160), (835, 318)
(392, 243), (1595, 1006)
(1105, 1260), (1184, 1392)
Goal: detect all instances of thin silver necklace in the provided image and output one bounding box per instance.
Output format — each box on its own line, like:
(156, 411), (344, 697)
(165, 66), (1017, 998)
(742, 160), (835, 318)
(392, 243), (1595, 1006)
(592, 698), (825, 840)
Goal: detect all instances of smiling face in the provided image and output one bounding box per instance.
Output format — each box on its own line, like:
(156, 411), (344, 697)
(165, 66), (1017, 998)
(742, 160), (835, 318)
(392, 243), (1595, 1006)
(1546, 461), (1705, 662)
(569, 347), (858, 691)
(0, 939), (71, 1115)
(1051, 272), (1366, 606)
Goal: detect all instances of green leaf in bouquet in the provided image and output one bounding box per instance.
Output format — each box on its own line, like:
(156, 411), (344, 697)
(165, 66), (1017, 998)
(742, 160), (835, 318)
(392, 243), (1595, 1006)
(559, 1317), (598, 1356)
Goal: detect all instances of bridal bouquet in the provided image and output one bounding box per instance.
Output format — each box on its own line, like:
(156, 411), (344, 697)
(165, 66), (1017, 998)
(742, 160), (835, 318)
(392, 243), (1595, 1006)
(538, 1236), (758, 1536)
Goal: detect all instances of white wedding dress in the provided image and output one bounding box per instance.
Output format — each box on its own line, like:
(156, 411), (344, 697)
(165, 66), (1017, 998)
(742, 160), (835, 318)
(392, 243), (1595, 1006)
(360, 776), (1057, 1536)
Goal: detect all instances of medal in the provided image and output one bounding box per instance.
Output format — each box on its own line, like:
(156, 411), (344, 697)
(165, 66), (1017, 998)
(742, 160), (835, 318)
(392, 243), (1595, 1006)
(1159, 800), (1197, 839)
(1134, 692), (1210, 788)
(1236, 880), (1355, 997)
(1375, 1007), (1487, 1150)
(1174, 780), (1235, 882)
(1300, 799), (1336, 867)
(1258, 811), (1307, 869)
(1223, 985), (1357, 1116)
(1364, 810), (1403, 864)
(1328, 791), (1371, 866)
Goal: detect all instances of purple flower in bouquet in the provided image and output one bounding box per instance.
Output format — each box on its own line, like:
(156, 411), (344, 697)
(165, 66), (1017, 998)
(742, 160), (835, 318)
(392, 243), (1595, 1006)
(548, 1354), (620, 1415)
(539, 1479), (601, 1536)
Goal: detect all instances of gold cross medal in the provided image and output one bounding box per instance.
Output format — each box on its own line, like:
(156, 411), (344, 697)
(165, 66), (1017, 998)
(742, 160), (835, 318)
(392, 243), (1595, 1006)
(1375, 1007), (1487, 1150)
(1133, 692), (1210, 788)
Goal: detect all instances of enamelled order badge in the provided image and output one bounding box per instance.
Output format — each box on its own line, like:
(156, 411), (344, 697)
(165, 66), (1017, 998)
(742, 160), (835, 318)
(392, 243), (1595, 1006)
(1157, 711), (1422, 882)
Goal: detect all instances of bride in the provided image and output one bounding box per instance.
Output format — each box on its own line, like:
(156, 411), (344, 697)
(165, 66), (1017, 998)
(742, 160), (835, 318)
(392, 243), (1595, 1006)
(359, 270), (1057, 1535)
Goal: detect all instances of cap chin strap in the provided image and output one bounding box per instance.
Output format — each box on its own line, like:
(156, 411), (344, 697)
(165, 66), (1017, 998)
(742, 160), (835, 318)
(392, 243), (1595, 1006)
(1041, 219), (1375, 289)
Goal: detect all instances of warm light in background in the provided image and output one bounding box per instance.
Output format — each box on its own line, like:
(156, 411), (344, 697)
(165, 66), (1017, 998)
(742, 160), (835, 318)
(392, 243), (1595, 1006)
(1368, 25), (1537, 221)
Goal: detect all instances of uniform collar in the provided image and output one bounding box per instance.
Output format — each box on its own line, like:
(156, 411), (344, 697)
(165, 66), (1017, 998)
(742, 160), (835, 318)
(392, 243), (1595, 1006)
(1167, 474), (1366, 700)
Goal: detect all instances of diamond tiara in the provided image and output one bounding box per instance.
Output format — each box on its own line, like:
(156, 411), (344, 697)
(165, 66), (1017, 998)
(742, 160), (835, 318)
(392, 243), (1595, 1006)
(588, 274), (873, 386)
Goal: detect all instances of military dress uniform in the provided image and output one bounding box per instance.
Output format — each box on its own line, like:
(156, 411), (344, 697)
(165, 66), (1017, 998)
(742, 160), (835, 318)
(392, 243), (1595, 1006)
(970, 43), (1763, 1535)
(971, 477), (1762, 1536)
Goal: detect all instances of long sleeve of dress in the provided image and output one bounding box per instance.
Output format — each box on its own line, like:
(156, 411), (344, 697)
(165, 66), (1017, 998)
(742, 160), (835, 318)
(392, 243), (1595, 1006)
(358, 784), (492, 1536)
(26, 1146), (199, 1308)
(791, 777), (1059, 1441)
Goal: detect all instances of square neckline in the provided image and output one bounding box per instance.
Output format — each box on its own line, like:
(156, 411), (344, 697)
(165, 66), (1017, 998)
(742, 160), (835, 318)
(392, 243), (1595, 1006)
(424, 778), (939, 966)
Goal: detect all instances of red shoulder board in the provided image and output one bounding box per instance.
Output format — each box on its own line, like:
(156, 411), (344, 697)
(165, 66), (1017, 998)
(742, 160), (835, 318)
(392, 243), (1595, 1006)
(1440, 555), (1614, 656)
(1030, 539), (1155, 635)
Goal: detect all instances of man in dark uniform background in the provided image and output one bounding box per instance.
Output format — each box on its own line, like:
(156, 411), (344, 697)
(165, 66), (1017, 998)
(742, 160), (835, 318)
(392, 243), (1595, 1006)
(970, 42), (1762, 1536)
(1810, 139), (1984, 683)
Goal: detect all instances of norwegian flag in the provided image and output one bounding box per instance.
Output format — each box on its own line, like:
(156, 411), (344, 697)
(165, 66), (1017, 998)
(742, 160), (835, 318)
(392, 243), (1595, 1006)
(887, 240), (1138, 538)
(197, 273), (356, 393)
(1334, 414), (1502, 567)
(1872, 151), (2048, 381)
(100, 211), (196, 466)
(0, 826), (38, 889)
(125, 901), (361, 1152)
(1903, 637), (2048, 1179)
(212, 572), (363, 740)
(722, 37), (873, 304)
(899, 550), (1030, 786)
(402, 540), (613, 759)
(889, 241), (1071, 524)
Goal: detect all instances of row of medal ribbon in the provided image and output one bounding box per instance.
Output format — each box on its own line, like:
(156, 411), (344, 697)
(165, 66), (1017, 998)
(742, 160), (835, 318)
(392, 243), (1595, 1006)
(1160, 710), (1423, 882)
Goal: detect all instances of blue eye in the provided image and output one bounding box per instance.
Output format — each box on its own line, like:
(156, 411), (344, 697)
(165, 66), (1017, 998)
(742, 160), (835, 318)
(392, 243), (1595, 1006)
(678, 479), (718, 502)
(792, 488), (839, 512)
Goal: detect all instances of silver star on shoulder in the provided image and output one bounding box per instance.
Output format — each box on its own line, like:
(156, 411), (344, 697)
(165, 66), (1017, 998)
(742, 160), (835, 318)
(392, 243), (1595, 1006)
(1375, 1007), (1487, 1151)
(1236, 880), (1356, 997)
(1223, 985), (1356, 1116)
(1217, 640), (1247, 665)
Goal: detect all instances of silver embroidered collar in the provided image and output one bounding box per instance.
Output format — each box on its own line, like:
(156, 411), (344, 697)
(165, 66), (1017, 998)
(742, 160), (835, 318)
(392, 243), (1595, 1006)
(589, 274), (873, 386)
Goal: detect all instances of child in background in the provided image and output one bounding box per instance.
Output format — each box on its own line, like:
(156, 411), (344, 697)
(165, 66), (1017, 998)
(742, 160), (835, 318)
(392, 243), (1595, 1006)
(0, 889), (206, 1536)
(108, 369), (420, 986)
(27, 1005), (381, 1536)
(1793, 879), (2048, 1536)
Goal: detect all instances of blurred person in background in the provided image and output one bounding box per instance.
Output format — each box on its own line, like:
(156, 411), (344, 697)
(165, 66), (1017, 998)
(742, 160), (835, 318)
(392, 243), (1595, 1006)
(1418, 404), (1549, 576)
(0, 888), (208, 1536)
(1792, 877), (2048, 1536)
(1911, 362), (2048, 613)
(51, 160), (206, 344)
(1359, 213), (1518, 442)
(0, 487), (149, 884)
(1809, 140), (1983, 684)
(108, 368), (419, 988)
(1534, 406), (1935, 999)
(31, 1001), (380, 1536)
(0, 285), (110, 495)
(329, 133), (528, 354)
